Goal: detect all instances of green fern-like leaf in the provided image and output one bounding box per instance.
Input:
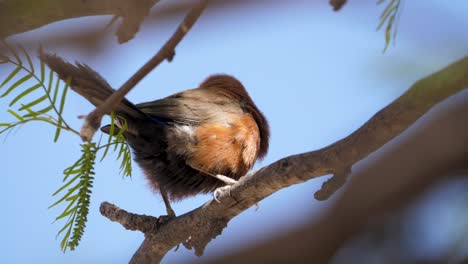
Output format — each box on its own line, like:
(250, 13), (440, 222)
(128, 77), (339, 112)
(0, 66), (21, 88)
(99, 111), (118, 161)
(7, 109), (24, 121)
(1, 73), (32, 98)
(376, 0), (403, 52)
(54, 76), (71, 142)
(39, 47), (46, 82)
(112, 118), (132, 177)
(0, 42), (78, 138)
(50, 142), (96, 252)
(0, 54), (9, 64)
(19, 45), (35, 74)
(1, 43), (133, 252)
(118, 140), (132, 177)
(1, 40), (21, 65)
(9, 83), (42, 106)
(98, 114), (133, 177)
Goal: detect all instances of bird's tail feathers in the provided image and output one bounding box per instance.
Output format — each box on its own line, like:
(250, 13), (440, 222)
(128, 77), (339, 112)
(39, 52), (144, 122)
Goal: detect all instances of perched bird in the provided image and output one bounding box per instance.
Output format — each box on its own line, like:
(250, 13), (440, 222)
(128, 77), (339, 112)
(40, 53), (270, 217)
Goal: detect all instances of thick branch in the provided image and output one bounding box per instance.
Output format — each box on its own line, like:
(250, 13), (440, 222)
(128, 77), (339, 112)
(80, 0), (209, 141)
(0, 0), (159, 43)
(99, 56), (468, 263)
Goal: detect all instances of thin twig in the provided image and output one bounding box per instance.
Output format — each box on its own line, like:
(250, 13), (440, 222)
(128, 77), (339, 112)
(80, 0), (209, 141)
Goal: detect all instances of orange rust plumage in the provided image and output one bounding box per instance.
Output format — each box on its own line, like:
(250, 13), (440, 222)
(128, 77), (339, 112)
(189, 113), (261, 177)
(40, 53), (270, 202)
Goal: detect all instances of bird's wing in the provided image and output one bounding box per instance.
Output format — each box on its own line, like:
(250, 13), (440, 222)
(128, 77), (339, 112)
(136, 88), (242, 126)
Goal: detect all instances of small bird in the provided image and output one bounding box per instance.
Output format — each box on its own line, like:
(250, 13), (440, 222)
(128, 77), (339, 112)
(40, 53), (270, 217)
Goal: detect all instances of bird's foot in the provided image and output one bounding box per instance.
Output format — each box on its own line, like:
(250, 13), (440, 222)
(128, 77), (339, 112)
(213, 177), (238, 203)
(159, 185), (176, 219)
(157, 203), (176, 226)
(166, 207), (177, 220)
(213, 174), (237, 185)
(214, 185), (232, 203)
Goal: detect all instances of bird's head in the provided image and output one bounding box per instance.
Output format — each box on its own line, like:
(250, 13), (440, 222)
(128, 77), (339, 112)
(199, 74), (270, 159)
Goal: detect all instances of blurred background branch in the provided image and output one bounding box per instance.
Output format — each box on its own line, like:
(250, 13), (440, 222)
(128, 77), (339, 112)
(0, 0), (273, 49)
(1, 1), (354, 53)
(0, 0), (160, 43)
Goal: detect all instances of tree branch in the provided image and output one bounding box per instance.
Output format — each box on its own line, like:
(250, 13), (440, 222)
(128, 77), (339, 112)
(330, 0), (347, 11)
(2, 1), (338, 49)
(99, 202), (160, 233)
(314, 165), (351, 200)
(0, 0), (159, 43)
(80, 0), (209, 141)
(98, 56), (468, 263)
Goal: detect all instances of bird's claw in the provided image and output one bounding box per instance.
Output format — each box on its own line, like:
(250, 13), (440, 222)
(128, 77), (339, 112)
(214, 185), (233, 203)
(213, 177), (238, 203)
(166, 208), (176, 220)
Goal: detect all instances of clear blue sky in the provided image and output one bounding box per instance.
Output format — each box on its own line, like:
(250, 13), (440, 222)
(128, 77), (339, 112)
(1, 1), (467, 263)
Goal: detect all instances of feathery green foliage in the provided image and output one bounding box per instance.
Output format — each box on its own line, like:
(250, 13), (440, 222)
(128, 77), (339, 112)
(0, 41), (77, 139)
(50, 142), (96, 251)
(99, 112), (132, 178)
(377, 0), (404, 52)
(0, 42), (132, 251)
